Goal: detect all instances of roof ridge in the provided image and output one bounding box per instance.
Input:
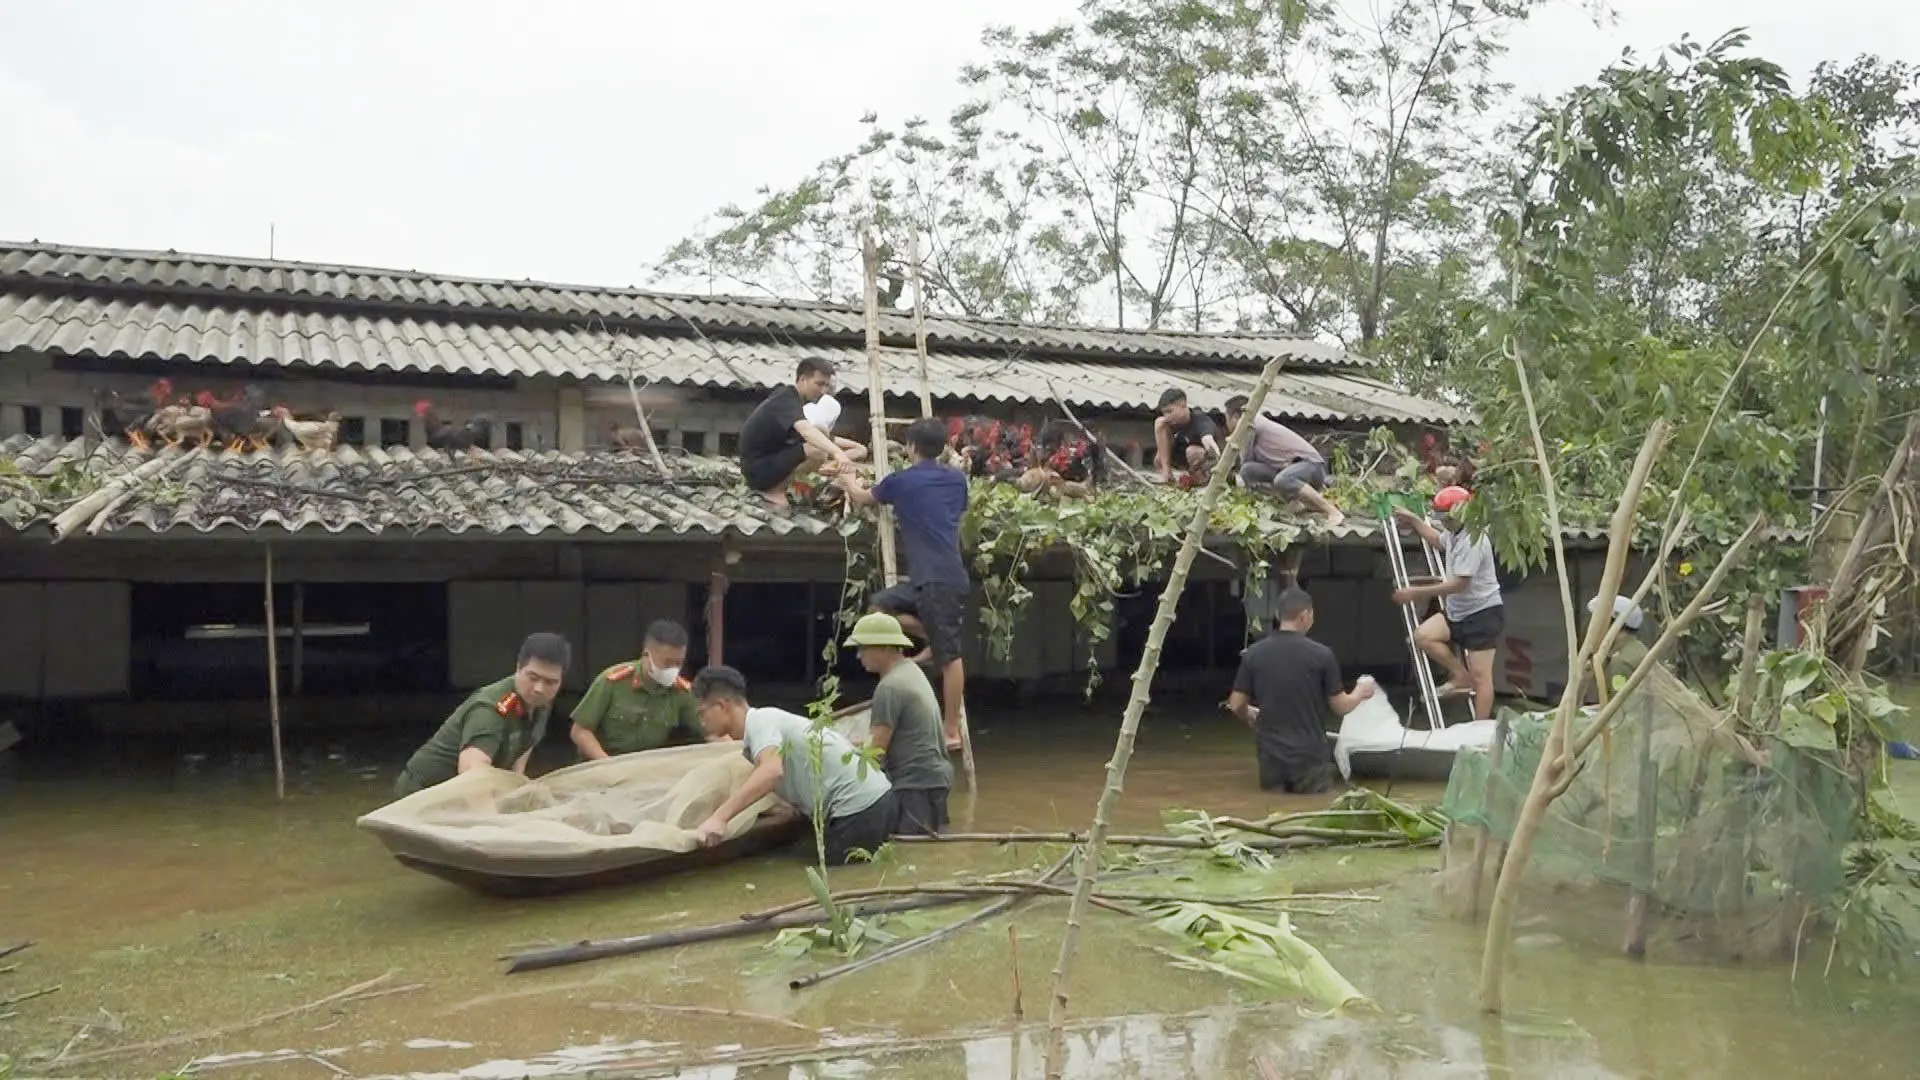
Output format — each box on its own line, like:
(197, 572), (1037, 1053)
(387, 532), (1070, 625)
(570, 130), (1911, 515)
(0, 238), (1346, 354)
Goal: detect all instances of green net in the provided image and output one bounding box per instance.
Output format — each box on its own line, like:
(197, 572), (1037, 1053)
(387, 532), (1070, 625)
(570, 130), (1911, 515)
(1436, 639), (1862, 960)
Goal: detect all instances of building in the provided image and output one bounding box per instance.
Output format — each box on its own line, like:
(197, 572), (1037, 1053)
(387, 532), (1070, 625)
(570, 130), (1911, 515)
(0, 239), (1543, 743)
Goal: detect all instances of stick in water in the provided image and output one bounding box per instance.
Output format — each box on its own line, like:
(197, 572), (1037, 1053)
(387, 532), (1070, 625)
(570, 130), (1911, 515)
(1041, 355), (1289, 1080)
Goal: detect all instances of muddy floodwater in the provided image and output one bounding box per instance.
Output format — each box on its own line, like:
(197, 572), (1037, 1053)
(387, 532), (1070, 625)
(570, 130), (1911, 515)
(3, 702), (1916, 1078)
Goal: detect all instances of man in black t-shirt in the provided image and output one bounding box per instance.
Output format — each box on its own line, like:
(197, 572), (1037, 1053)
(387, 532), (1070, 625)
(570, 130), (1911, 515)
(1153, 388), (1222, 485)
(737, 357), (854, 509)
(1227, 586), (1376, 793)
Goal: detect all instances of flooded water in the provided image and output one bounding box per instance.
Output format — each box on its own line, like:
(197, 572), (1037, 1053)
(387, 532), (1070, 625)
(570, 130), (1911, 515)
(1, 701), (1914, 1079)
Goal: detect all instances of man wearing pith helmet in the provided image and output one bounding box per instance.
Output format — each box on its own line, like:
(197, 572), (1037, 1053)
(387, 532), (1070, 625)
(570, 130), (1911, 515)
(1389, 485), (1503, 720)
(848, 612), (954, 836)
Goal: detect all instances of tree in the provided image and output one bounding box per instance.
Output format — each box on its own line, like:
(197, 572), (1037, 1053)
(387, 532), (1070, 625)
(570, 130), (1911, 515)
(1459, 31), (1910, 1012)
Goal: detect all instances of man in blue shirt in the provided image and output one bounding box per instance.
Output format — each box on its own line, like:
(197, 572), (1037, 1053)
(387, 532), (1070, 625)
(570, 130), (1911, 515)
(836, 417), (970, 752)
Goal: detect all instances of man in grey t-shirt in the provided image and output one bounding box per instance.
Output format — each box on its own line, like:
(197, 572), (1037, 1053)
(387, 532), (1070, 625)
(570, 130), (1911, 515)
(847, 612), (953, 836)
(1390, 486), (1503, 720)
(689, 665), (895, 864)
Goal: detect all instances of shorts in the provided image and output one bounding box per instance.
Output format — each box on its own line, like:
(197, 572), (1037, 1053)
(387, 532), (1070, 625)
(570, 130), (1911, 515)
(1257, 752), (1337, 794)
(1446, 605), (1506, 652)
(823, 791), (898, 865)
(742, 442), (809, 492)
(892, 787), (950, 837)
(1240, 457), (1330, 499)
(871, 580), (967, 667)
(1171, 434), (1208, 465)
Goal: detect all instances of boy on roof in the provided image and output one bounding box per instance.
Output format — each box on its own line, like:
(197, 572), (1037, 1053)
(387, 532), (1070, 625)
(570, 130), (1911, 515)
(1153, 388), (1221, 484)
(1223, 395), (1345, 526)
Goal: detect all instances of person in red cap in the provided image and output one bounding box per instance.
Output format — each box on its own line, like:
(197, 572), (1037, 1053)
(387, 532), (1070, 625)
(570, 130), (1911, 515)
(1390, 485), (1502, 719)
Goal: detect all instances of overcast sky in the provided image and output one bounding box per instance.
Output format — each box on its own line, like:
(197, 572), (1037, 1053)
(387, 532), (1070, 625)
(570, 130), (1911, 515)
(0, 0), (1911, 295)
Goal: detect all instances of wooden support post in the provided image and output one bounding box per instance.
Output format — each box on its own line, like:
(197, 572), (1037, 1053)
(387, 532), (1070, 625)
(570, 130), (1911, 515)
(1623, 691), (1656, 958)
(264, 544), (287, 801)
(290, 583), (305, 699)
(861, 230), (901, 585)
(707, 548), (730, 669)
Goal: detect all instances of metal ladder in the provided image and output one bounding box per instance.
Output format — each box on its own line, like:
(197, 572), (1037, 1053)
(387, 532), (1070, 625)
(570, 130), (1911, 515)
(1384, 515), (1451, 731)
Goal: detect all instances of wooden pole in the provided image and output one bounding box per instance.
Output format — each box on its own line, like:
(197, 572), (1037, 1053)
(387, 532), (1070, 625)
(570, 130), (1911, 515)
(1622, 690), (1656, 958)
(861, 229), (901, 586)
(909, 233), (933, 419)
(290, 582), (305, 698)
(707, 547), (730, 669)
(1042, 355), (1286, 1079)
(264, 544), (287, 801)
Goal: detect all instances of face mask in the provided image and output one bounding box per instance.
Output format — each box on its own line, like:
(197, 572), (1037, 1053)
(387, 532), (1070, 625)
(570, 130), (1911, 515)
(646, 659), (680, 688)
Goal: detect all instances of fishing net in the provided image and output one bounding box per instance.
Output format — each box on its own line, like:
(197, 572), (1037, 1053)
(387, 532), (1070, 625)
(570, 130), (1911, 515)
(1435, 640), (1862, 961)
(358, 707), (870, 880)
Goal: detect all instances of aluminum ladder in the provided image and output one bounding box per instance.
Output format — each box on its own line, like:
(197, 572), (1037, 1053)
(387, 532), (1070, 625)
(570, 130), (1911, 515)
(1385, 515), (1452, 731)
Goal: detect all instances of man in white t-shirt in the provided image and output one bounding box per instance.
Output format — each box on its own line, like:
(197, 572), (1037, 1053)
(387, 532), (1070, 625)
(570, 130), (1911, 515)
(688, 665), (895, 864)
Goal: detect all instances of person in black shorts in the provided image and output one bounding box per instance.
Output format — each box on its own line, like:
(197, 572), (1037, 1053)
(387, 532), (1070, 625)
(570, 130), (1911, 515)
(1227, 586), (1377, 793)
(736, 357), (853, 509)
(836, 418), (972, 752)
(1153, 388), (1222, 485)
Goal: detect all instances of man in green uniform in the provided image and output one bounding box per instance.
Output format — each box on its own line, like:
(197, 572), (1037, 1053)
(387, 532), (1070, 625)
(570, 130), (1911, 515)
(847, 612), (953, 835)
(394, 633), (570, 796)
(569, 619), (714, 759)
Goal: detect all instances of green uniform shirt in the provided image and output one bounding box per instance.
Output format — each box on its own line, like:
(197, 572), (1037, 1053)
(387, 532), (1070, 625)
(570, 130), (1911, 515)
(870, 660), (953, 791)
(569, 661), (704, 757)
(396, 676), (550, 796)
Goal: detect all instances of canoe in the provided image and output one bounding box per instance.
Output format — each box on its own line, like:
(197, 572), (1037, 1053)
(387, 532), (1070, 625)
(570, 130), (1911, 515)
(358, 703), (872, 898)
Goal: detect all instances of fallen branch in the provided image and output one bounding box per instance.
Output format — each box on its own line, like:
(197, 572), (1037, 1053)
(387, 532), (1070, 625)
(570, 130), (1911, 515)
(746, 880), (1375, 923)
(506, 894), (980, 974)
(589, 1000), (819, 1034)
(0, 942), (32, 961)
(790, 851), (1077, 991)
(0, 984), (58, 1008)
(44, 971), (418, 1070)
(1212, 818), (1407, 844)
(891, 830), (1357, 851)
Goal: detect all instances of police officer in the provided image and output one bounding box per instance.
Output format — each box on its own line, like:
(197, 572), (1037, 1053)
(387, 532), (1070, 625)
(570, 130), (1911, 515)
(569, 619), (714, 759)
(394, 632), (570, 796)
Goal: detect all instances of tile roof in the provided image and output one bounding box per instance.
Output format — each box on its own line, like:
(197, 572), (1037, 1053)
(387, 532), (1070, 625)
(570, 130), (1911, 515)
(0, 240), (1472, 426)
(0, 241), (1358, 368)
(0, 293), (1465, 424)
(0, 435), (841, 539)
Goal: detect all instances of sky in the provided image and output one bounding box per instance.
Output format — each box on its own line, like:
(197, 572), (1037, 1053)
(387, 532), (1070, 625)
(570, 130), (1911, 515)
(0, 0), (1912, 295)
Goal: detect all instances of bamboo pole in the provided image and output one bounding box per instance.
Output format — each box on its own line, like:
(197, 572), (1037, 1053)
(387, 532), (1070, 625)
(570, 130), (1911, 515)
(1622, 690), (1656, 958)
(909, 233), (932, 419)
(1042, 355), (1286, 1079)
(264, 544), (286, 801)
(290, 582), (305, 698)
(861, 229), (900, 586)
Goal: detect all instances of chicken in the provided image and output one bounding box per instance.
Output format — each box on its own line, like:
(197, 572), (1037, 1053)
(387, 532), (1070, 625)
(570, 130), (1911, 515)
(416, 400), (492, 457)
(197, 385), (270, 450)
(606, 420), (653, 451)
(149, 401), (214, 449)
(272, 406), (341, 453)
(1017, 418), (1107, 499)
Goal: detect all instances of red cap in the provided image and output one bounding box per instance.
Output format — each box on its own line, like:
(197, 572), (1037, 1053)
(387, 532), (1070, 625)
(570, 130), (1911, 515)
(1432, 485), (1472, 512)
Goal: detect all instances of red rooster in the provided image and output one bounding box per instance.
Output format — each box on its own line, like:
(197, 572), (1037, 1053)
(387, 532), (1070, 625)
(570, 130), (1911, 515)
(414, 400), (493, 457)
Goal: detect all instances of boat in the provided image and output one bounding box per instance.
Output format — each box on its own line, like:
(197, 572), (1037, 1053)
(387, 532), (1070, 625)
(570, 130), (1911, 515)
(358, 701), (873, 898)
(1334, 693), (1498, 784)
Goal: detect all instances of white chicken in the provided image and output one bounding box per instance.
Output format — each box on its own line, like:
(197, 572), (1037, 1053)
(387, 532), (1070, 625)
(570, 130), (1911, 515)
(272, 406), (341, 452)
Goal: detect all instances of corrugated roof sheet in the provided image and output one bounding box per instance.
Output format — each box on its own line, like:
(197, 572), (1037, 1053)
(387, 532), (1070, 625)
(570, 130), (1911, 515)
(0, 435), (839, 539)
(0, 293), (1468, 424)
(0, 241), (1361, 369)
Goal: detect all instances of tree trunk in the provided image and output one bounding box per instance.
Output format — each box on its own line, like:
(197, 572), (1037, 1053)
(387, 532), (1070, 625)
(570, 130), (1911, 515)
(1041, 355), (1288, 1079)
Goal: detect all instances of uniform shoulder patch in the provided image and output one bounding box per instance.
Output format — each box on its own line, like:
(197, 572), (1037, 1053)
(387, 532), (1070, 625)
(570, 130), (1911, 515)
(495, 691), (525, 717)
(605, 663), (636, 682)
(675, 676), (693, 692)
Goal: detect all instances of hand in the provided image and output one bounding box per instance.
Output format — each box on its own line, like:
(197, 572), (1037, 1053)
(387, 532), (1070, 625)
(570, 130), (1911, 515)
(1356, 677), (1377, 701)
(1393, 506), (1421, 524)
(694, 814), (728, 848)
(1391, 588), (1414, 605)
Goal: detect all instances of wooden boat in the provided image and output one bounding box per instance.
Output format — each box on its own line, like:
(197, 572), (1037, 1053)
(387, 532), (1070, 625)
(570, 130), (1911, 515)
(359, 702), (873, 899)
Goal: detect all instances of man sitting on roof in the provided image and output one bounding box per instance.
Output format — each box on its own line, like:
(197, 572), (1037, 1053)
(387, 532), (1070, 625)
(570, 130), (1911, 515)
(737, 357), (854, 510)
(1153, 388), (1222, 486)
(1224, 395), (1345, 526)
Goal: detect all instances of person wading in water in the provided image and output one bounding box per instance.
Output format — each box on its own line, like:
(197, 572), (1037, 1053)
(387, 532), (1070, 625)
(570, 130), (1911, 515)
(394, 633), (570, 796)
(846, 612), (953, 835)
(1226, 587), (1376, 793)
